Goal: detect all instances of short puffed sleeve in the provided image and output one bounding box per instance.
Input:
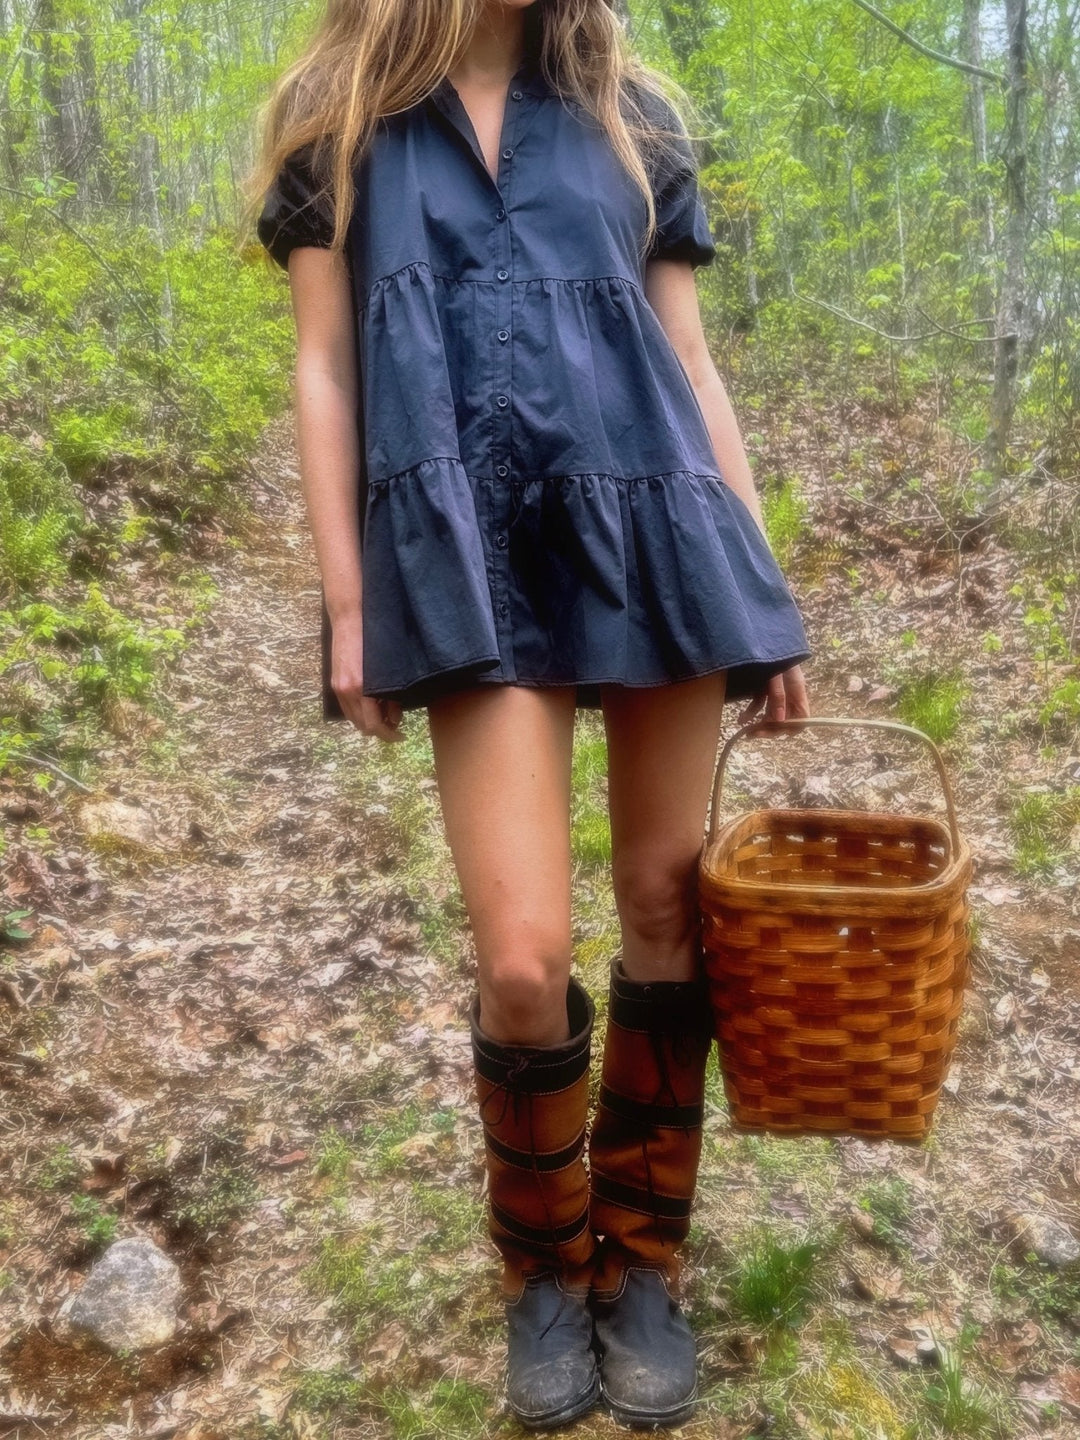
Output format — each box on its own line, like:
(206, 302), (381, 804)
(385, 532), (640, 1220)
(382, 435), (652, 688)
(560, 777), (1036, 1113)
(642, 93), (717, 270)
(256, 143), (336, 271)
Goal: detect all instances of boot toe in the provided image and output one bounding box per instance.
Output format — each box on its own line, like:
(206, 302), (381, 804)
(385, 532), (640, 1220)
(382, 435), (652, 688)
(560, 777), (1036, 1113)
(505, 1276), (601, 1429)
(507, 1352), (601, 1427)
(600, 1356), (696, 1427)
(592, 1269), (698, 1427)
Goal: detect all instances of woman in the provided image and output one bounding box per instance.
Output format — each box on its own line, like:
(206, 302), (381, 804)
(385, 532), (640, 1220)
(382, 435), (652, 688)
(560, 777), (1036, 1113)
(250, 0), (811, 1428)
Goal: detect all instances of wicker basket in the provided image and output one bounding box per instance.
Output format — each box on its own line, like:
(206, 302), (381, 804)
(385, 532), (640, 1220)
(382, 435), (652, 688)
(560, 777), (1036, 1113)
(698, 717), (972, 1144)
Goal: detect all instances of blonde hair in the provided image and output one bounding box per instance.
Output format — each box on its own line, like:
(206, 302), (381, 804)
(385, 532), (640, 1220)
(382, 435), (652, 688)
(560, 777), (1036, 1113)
(242, 0), (707, 268)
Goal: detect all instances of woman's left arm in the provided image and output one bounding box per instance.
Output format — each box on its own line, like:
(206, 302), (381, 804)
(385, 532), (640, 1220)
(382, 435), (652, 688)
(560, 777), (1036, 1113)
(644, 257), (768, 538)
(645, 257), (810, 723)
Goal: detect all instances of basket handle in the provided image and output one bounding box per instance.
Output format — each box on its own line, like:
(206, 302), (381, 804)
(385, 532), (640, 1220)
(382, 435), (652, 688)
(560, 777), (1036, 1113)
(705, 715), (962, 855)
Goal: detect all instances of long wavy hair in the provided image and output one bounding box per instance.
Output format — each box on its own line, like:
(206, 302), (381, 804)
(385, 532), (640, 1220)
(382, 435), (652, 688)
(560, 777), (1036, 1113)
(242, 0), (706, 269)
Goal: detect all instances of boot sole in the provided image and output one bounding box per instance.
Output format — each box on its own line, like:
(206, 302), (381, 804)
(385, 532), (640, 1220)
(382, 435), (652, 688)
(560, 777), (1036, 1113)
(511, 1371), (602, 1431)
(601, 1382), (697, 1430)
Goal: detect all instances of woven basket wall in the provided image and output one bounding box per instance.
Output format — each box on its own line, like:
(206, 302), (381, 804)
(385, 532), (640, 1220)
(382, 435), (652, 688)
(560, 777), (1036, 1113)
(698, 719), (973, 1144)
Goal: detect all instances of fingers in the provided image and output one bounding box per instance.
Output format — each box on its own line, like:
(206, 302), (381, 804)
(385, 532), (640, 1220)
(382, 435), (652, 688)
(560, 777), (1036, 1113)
(784, 664), (812, 720)
(734, 664), (812, 735)
(330, 619), (406, 741)
(356, 695), (405, 741)
(335, 681), (406, 742)
(758, 673), (789, 734)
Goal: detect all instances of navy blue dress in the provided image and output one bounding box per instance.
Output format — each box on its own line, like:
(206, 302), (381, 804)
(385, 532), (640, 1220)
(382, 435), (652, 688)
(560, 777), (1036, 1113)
(257, 50), (811, 718)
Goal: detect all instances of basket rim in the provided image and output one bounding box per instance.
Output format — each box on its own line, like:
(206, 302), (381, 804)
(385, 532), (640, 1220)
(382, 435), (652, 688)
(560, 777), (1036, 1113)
(699, 805), (972, 904)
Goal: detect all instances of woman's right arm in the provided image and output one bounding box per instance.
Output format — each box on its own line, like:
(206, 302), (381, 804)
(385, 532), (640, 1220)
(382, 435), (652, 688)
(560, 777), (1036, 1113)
(287, 247), (403, 740)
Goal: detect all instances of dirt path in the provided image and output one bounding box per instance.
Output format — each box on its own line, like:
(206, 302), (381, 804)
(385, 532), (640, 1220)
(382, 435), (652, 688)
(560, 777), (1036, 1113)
(2, 411), (1079, 1439)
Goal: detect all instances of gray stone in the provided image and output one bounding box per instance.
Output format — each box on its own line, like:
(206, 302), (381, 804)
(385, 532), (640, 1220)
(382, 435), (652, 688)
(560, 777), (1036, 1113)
(1008, 1212), (1080, 1269)
(57, 1237), (181, 1351)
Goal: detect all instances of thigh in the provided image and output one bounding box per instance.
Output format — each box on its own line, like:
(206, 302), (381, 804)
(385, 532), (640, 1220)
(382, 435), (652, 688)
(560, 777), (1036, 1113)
(601, 673), (727, 975)
(427, 683), (578, 1032)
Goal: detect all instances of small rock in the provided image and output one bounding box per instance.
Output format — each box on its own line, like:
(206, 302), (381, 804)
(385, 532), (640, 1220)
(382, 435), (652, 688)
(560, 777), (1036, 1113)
(864, 769), (908, 794)
(56, 1237), (181, 1351)
(248, 662), (284, 690)
(1007, 1212), (1080, 1269)
(887, 1335), (921, 1368)
(78, 798), (161, 851)
(991, 992), (1019, 1033)
(3, 798), (38, 821)
(849, 1206), (877, 1241)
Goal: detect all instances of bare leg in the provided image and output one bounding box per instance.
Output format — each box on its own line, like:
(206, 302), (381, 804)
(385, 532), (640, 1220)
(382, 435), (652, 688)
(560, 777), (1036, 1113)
(429, 684), (600, 1428)
(427, 682), (578, 1045)
(587, 673), (727, 1429)
(601, 672), (727, 981)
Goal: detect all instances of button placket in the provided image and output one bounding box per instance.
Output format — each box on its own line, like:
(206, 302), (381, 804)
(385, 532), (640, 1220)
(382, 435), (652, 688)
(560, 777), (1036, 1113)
(490, 75), (521, 669)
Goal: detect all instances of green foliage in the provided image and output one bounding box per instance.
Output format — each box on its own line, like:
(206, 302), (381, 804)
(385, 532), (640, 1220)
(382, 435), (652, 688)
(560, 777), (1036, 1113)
(761, 476), (810, 573)
(633, 0), (1077, 480)
(69, 1194), (120, 1250)
(570, 731), (611, 869)
(34, 1142), (82, 1194)
(372, 1378), (491, 1440)
(307, 1179), (486, 1344)
(313, 1127), (358, 1187)
(290, 1366), (364, 1415)
(724, 1222), (824, 1329)
(166, 1148), (260, 1240)
(894, 669), (968, 742)
(990, 1256), (1080, 1329)
(0, 178), (290, 783)
(0, 220), (293, 500)
(1008, 785), (1080, 879)
(0, 576), (213, 777)
(855, 1175), (915, 1254)
(924, 1326), (1005, 1437)
(0, 436), (83, 597)
(1007, 574), (1079, 712)
(2, 908), (34, 942)
(0, 586), (183, 713)
(1039, 677), (1080, 733)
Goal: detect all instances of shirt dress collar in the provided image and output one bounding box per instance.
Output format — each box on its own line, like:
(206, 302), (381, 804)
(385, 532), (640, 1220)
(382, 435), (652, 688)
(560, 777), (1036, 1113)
(429, 47), (551, 110)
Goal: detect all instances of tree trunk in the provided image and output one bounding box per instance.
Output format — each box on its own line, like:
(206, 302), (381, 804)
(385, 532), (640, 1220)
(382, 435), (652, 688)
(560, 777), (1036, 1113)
(961, 0), (996, 311)
(35, 0), (67, 178)
(985, 0), (1029, 492)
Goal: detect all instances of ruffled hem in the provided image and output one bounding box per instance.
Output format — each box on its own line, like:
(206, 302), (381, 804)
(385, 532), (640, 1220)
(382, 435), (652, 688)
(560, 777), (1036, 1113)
(359, 650), (812, 714)
(338, 458), (812, 716)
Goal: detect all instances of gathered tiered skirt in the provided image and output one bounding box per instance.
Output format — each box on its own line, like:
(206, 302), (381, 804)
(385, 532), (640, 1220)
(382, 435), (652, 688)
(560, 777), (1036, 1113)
(320, 456), (811, 717)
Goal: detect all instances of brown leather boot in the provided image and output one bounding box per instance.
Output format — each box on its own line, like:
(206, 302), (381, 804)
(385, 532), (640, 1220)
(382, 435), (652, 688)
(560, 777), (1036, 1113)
(587, 958), (713, 1428)
(469, 976), (600, 1430)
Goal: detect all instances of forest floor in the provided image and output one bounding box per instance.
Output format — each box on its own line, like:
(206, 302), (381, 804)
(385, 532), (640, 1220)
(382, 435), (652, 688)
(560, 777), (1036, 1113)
(2, 396), (1079, 1440)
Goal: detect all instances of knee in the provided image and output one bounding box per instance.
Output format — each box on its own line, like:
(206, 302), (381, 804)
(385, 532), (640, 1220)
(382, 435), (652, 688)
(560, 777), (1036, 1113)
(613, 852), (698, 950)
(478, 932), (571, 1044)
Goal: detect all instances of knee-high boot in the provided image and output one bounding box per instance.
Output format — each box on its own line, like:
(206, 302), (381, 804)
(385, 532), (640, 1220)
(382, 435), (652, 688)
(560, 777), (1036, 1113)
(469, 976), (600, 1429)
(587, 957), (713, 1428)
